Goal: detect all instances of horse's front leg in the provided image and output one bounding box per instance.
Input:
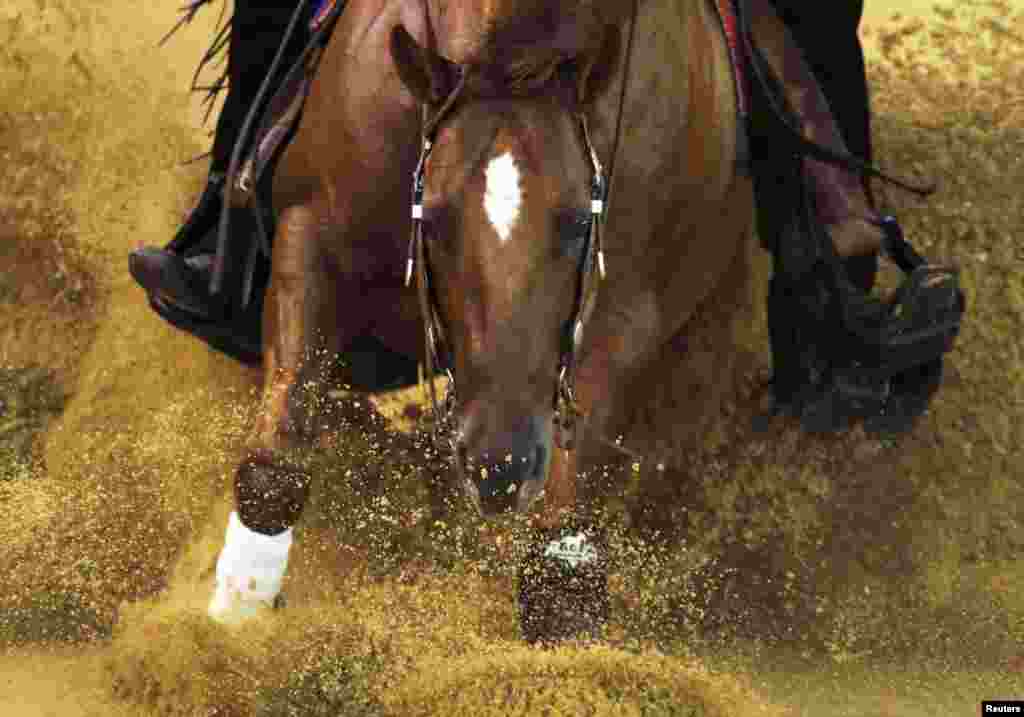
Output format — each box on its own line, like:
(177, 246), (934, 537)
(520, 441), (627, 645)
(208, 202), (369, 623)
(519, 334), (644, 644)
(541, 320), (651, 526)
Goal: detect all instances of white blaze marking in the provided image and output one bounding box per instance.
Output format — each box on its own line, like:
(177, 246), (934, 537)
(484, 152), (521, 242)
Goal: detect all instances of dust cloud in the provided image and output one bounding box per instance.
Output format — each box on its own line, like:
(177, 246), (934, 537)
(1, 1), (1022, 715)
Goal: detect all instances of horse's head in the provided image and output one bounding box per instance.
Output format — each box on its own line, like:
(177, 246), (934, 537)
(391, 24), (618, 517)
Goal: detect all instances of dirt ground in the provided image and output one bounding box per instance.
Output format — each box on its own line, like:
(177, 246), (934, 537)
(1, 1), (1022, 715)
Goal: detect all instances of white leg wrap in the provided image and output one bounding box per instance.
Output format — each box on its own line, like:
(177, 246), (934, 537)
(207, 511), (292, 624)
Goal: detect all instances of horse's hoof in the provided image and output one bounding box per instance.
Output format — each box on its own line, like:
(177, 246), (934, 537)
(517, 524), (610, 646)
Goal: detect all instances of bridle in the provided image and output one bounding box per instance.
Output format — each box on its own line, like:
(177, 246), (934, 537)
(403, 65), (616, 456)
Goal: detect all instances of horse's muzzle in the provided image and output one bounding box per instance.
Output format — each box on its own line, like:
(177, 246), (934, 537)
(454, 407), (551, 517)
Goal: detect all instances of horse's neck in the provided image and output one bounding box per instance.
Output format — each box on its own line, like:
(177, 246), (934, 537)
(595, 0), (750, 298)
(600, 0), (742, 224)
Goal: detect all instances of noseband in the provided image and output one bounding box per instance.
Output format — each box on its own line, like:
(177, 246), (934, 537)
(404, 68), (613, 454)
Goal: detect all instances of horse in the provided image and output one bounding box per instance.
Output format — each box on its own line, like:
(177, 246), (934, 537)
(212, 0), (757, 642)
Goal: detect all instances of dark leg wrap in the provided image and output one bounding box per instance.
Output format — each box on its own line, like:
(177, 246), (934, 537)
(235, 450), (312, 536)
(517, 519), (610, 645)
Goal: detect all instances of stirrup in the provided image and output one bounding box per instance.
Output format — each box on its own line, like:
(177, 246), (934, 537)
(842, 216), (965, 380)
(765, 216), (965, 436)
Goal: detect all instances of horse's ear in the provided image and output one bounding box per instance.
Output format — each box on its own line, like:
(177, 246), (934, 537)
(391, 25), (453, 105)
(576, 25), (622, 105)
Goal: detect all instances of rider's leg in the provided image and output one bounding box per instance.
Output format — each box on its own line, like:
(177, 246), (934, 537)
(752, 0), (890, 288)
(768, 0), (878, 292)
(129, 0), (308, 318)
(751, 0), (963, 435)
(770, 0), (871, 171)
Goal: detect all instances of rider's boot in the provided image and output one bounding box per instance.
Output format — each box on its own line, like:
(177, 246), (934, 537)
(129, 2), (309, 362)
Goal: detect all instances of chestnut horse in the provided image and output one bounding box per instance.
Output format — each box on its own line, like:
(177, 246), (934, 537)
(212, 0), (755, 638)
